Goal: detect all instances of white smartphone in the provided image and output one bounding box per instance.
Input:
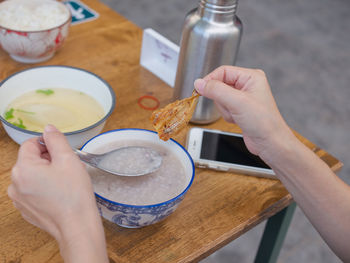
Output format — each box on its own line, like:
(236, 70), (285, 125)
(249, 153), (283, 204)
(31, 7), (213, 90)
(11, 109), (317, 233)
(186, 127), (276, 179)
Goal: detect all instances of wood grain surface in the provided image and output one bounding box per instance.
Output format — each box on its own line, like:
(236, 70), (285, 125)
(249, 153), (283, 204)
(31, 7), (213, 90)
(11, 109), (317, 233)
(0, 0), (343, 262)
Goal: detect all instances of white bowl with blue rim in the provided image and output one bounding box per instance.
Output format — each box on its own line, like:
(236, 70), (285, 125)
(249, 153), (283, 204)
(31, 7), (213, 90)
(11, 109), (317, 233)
(0, 65), (115, 148)
(81, 128), (195, 228)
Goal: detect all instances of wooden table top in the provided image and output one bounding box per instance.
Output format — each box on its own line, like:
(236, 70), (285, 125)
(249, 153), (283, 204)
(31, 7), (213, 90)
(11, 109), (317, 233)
(0, 1), (343, 262)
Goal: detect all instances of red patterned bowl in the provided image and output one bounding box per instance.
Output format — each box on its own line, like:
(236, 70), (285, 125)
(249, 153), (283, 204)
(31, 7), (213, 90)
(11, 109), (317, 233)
(0, 1), (71, 64)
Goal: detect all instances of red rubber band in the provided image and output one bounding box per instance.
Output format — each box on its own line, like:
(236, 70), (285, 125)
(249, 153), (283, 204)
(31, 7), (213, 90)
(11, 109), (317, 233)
(137, 95), (160, 111)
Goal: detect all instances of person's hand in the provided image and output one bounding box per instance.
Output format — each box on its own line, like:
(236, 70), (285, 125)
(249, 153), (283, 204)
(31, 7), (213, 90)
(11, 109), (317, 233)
(7, 125), (108, 262)
(194, 65), (295, 157)
(194, 66), (350, 262)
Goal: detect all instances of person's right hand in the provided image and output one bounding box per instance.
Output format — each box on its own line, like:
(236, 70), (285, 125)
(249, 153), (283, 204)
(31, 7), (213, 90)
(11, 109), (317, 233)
(194, 65), (295, 158)
(7, 125), (108, 262)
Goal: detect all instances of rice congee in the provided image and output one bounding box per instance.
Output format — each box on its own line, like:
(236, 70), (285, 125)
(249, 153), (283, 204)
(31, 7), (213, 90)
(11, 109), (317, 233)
(88, 140), (188, 206)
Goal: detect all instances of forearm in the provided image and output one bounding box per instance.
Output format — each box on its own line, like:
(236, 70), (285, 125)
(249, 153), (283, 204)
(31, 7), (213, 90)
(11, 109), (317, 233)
(261, 134), (350, 261)
(58, 207), (109, 263)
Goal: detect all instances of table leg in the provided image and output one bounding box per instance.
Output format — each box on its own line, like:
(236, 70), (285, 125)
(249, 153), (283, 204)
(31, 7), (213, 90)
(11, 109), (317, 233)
(254, 202), (297, 263)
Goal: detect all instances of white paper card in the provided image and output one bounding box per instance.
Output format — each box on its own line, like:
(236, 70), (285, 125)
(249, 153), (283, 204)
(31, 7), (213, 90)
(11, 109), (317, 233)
(140, 28), (180, 87)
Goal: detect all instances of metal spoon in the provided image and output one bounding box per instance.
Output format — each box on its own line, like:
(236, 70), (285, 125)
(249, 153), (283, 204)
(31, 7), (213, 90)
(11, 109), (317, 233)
(38, 137), (163, 176)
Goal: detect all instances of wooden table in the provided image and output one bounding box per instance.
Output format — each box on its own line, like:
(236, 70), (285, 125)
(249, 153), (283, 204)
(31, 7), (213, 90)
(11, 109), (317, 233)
(0, 1), (343, 262)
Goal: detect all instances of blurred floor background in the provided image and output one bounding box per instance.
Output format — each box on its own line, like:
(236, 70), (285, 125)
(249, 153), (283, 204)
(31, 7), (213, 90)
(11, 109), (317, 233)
(100, 0), (349, 262)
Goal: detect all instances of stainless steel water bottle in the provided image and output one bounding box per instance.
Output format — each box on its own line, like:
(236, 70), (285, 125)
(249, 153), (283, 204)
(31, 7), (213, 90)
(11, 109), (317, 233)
(173, 0), (242, 124)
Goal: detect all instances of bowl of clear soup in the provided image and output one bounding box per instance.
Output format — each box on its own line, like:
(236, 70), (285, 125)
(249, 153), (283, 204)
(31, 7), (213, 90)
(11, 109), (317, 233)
(0, 65), (115, 148)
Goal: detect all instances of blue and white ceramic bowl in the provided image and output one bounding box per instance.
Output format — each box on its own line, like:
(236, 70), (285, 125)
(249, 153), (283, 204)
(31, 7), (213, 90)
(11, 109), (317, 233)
(81, 129), (195, 228)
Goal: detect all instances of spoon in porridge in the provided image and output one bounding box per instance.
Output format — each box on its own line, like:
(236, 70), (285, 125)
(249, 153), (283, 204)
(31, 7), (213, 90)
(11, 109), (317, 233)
(38, 137), (163, 176)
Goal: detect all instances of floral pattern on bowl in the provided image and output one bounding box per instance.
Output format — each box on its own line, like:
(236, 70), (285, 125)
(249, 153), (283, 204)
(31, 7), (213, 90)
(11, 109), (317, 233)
(0, 17), (70, 63)
(96, 194), (185, 228)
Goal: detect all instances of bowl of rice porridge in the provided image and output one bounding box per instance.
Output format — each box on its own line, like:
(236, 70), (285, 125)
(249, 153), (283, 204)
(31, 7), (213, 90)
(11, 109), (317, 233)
(0, 0), (71, 63)
(82, 129), (195, 228)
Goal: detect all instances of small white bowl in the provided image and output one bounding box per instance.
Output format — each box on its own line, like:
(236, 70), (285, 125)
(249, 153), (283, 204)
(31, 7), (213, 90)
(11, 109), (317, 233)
(0, 0), (71, 63)
(0, 65), (115, 148)
(81, 129), (195, 228)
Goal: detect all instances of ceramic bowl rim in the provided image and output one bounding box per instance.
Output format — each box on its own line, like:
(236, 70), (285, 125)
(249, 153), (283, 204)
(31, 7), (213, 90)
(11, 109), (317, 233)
(0, 65), (116, 135)
(81, 128), (196, 209)
(0, 0), (72, 33)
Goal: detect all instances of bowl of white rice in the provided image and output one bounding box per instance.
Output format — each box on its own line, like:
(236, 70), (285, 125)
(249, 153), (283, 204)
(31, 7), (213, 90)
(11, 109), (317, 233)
(82, 129), (195, 228)
(0, 0), (71, 63)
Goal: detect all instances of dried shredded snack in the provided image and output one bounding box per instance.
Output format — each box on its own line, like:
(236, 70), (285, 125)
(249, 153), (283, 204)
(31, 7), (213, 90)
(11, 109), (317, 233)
(150, 90), (200, 141)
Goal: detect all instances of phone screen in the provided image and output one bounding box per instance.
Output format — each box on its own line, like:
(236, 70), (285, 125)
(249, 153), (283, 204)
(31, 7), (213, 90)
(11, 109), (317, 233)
(200, 131), (271, 169)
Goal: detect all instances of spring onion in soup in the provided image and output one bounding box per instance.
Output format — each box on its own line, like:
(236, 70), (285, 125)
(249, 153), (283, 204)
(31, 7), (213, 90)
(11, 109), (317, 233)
(3, 88), (105, 132)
